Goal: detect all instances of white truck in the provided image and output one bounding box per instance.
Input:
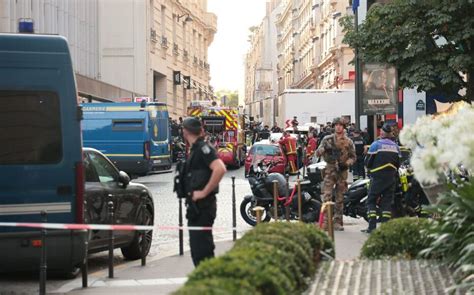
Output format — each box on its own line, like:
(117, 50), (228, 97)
(275, 89), (355, 127)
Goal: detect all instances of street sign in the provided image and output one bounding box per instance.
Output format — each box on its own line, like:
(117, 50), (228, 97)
(173, 71), (181, 85)
(416, 99), (426, 111)
(361, 63), (398, 115)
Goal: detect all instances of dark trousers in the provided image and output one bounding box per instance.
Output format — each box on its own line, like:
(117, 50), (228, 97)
(187, 201), (217, 267)
(353, 156), (366, 179)
(367, 177), (396, 231)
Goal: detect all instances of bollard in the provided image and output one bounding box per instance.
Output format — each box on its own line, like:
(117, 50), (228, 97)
(285, 206), (290, 222)
(297, 179), (303, 222)
(272, 180), (279, 221)
(39, 211), (47, 295)
(107, 201), (114, 279)
(327, 202), (335, 241)
(302, 148), (307, 178)
(252, 206), (265, 224)
(231, 176), (237, 241)
(81, 231), (89, 288)
(141, 196), (147, 266)
(285, 174), (290, 192)
(297, 171), (301, 180)
(178, 197), (184, 256)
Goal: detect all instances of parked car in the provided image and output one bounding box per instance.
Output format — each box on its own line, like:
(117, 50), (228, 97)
(83, 148), (154, 261)
(244, 142), (287, 176)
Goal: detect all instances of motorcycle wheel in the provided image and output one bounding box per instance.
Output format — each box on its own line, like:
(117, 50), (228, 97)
(240, 198), (270, 226)
(300, 199), (321, 223)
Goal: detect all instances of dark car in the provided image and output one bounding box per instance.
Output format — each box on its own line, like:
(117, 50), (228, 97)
(83, 148), (154, 261)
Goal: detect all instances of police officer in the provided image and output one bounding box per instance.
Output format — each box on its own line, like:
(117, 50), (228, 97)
(181, 117), (227, 266)
(316, 118), (356, 231)
(352, 129), (367, 180)
(258, 125), (271, 141)
(363, 123), (401, 233)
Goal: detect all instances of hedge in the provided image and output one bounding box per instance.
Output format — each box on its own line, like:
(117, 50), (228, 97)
(173, 222), (333, 295)
(360, 217), (433, 259)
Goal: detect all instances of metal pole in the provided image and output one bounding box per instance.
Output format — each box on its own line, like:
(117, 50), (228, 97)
(253, 206), (264, 224)
(297, 180), (303, 222)
(354, 6), (361, 130)
(303, 148), (306, 178)
(141, 196), (147, 266)
(81, 231), (88, 288)
(39, 211), (47, 295)
(178, 198), (184, 256)
(231, 176), (237, 241)
(107, 201), (114, 279)
(273, 180), (279, 221)
(327, 202), (335, 242)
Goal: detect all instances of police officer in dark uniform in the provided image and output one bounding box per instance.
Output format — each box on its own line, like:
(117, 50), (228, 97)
(179, 117), (227, 266)
(258, 125), (271, 141)
(363, 123), (401, 233)
(352, 129), (367, 180)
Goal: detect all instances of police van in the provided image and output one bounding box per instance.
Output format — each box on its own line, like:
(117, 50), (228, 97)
(0, 34), (87, 275)
(81, 102), (172, 176)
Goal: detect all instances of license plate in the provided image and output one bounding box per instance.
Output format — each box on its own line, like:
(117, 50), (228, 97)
(153, 160), (162, 164)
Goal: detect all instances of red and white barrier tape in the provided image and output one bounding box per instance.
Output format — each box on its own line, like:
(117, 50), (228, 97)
(0, 222), (238, 232)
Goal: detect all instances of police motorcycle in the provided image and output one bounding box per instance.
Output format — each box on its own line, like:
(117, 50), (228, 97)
(343, 163), (430, 221)
(240, 159), (321, 226)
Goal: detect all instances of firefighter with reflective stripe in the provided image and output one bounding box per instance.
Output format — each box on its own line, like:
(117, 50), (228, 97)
(278, 131), (298, 174)
(363, 123), (401, 233)
(305, 131), (318, 165)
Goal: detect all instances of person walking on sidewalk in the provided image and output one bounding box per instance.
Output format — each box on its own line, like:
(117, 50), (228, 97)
(316, 118), (356, 231)
(363, 123), (401, 233)
(181, 117), (227, 266)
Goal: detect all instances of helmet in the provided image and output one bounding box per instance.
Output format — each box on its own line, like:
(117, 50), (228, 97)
(332, 117), (345, 127)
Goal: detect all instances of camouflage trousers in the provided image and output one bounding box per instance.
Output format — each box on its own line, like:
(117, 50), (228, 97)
(321, 164), (348, 226)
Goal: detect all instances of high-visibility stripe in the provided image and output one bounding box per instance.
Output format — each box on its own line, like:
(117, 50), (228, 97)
(150, 155), (170, 159)
(0, 202), (71, 216)
(369, 163), (398, 173)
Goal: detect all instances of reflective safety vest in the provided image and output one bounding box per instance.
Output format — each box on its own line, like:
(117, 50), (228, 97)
(279, 136), (297, 155)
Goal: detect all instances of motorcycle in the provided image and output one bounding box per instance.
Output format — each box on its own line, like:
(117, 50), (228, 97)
(343, 164), (430, 221)
(240, 160), (321, 226)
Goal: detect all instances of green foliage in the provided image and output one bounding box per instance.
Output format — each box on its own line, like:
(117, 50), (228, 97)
(174, 222), (332, 295)
(420, 181), (474, 292)
(340, 0), (474, 100)
(215, 89), (239, 107)
(361, 217), (433, 259)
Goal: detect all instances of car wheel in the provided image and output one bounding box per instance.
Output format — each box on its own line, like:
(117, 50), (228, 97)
(121, 204), (153, 260)
(59, 264), (81, 279)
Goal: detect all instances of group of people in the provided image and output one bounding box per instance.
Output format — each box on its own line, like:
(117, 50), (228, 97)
(250, 116), (401, 234)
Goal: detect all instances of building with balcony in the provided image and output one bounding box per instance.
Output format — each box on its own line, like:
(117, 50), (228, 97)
(244, 0), (283, 125)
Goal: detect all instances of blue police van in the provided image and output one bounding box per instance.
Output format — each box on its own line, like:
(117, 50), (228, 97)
(0, 34), (87, 275)
(81, 102), (172, 176)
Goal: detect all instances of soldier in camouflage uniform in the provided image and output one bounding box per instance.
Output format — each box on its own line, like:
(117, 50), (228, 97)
(316, 117), (356, 231)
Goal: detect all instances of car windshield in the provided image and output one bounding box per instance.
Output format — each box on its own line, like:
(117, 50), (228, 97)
(251, 144), (281, 156)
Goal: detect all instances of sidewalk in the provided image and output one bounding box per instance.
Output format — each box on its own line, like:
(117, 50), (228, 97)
(54, 241), (234, 295)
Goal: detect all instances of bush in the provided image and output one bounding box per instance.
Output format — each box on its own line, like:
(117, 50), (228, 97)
(420, 182), (474, 292)
(174, 222), (331, 295)
(360, 217), (433, 259)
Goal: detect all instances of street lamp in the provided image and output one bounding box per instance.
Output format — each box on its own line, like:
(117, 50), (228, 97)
(177, 14), (193, 23)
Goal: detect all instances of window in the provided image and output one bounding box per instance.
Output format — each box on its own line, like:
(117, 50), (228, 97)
(83, 153), (99, 182)
(160, 5), (166, 36)
(88, 152), (118, 183)
(112, 120), (144, 131)
(250, 145), (282, 156)
(0, 91), (62, 164)
(311, 116), (317, 123)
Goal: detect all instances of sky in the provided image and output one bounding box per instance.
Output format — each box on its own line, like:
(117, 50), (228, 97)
(207, 0), (267, 98)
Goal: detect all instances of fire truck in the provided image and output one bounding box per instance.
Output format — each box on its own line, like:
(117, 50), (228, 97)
(188, 104), (246, 168)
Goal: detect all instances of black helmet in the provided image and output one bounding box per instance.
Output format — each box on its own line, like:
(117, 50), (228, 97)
(183, 117), (202, 135)
(381, 123), (393, 133)
(332, 117), (345, 126)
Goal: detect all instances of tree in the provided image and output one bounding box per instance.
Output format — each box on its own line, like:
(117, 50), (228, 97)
(215, 89), (239, 107)
(340, 0), (474, 101)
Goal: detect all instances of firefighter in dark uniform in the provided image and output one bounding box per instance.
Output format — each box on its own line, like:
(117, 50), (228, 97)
(179, 117), (227, 266)
(363, 123), (401, 233)
(352, 129), (367, 180)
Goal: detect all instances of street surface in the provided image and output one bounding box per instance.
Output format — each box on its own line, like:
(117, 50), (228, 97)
(0, 166), (367, 294)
